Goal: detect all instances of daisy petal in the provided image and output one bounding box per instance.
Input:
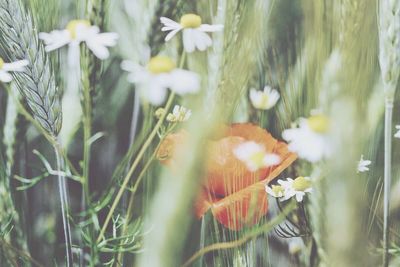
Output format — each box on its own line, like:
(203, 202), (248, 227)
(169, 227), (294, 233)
(193, 31), (212, 51)
(95, 32), (119, 46)
(3, 60), (29, 72)
(160, 17), (181, 28)
(264, 154), (281, 166)
(39, 30), (71, 51)
(168, 69), (200, 95)
(86, 42), (110, 59)
(198, 24), (224, 32)
(165, 28), (182, 42)
(182, 29), (195, 53)
(0, 70), (13, 83)
(146, 80), (168, 106)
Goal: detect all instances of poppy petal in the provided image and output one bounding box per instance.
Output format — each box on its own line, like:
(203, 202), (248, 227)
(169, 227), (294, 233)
(210, 182), (268, 230)
(205, 124), (296, 195)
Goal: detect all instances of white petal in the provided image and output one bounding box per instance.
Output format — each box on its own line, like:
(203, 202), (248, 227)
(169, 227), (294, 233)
(295, 193), (304, 202)
(265, 186), (275, 197)
(3, 60), (29, 72)
(86, 42), (110, 59)
(182, 29), (195, 53)
(121, 61), (149, 84)
(93, 32), (119, 46)
(249, 88), (258, 102)
(120, 60), (137, 72)
(282, 122), (330, 163)
(233, 141), (263, 160)
(172, 105), (179, 114)
(198, 24), (224, 32)
(268, 90), (280, 106)
(263, 154), (281, 166)
(145, 79), (168, 106)
(168, 69), (200, 95)
(160, 17), (181, 28)
(193, 30), (212, 51)
(165, 28), (182, 42)
(77, 25), (98, 42)
(85, 31), (118, 59)
(0, 70), (13, 83)
(162, 26), (177, 31)
(39, 30), (71, 51)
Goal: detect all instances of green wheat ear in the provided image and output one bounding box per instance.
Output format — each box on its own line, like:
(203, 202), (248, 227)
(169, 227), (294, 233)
(1, 86), (30, 265)
(0, 0), (62, 137)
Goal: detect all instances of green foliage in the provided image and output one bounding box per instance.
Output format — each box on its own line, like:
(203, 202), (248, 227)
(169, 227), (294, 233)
(0, 0), (399, 266)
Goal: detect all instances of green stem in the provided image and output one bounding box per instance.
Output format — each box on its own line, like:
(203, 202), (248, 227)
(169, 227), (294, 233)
(54, 144), (73, 266)
(96, 51), (186, 244)
(383, 98), (393, 267)
(81, 48), (95, 267)
(11, 91), (80, 177)
(116, 150), (157, 265)
(181, 202), (296, 267)
(96, 92), (175, 243)
(82, 79), (92, 203)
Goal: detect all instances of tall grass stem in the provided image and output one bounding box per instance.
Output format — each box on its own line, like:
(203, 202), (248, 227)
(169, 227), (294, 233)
(96, 92), (175, 243)
(54, 145), (73, 266)
(383, 98), (393, 267)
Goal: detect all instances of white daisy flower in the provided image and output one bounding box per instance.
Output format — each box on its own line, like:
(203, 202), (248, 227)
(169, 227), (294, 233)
(39, 20), (118, 66)
(357, 155), (371, 173)
(121, 55), (200, 106)
(282, 114), (332, 162)
(249, 86), (280, 110)
(395, 125), (400, 138)
(0, 58), (29, 83)
(280, 176), (313, 202)
(233, 141), (281, 172)
(160, 14), (224, 53)
(265, 183), (285, 198)
(166, 105), (192, 122)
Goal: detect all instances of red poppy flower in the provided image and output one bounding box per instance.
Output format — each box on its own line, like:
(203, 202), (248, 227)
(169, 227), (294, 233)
(157, 123), (297, 230)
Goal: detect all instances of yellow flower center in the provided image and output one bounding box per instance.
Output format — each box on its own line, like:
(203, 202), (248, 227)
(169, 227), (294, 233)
(249, 151), (265, 168)
(180, 14), (202, 28)
(293, 176), (311, 191)
(147, 56), (175, 74)
(271, 185), (284, 196)
(258, 94), (269, 108)
(307, 115), (329, 133)
(66, 20), (90, 39)
(0, 58), (4, 69)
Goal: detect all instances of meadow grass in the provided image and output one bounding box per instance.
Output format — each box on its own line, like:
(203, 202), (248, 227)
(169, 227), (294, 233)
(0, 0), (399, 266)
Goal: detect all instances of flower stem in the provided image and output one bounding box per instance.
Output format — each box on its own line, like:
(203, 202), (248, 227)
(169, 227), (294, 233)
(383, 97), (393, 267)
(96, 51), (186, 244)
(116, 150), (157, 264)
(54, 144), (73, 267)
(96, 92), (175, 243)
(121, 90), (141, 211)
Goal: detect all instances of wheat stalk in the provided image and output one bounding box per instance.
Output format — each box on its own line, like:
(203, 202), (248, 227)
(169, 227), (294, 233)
(1, 86), (30, 256)
(378, 0), (400, 100)
(0, 1), (73, 265)
(378, 1), (400, 266)
(0, 0), (62, 137)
